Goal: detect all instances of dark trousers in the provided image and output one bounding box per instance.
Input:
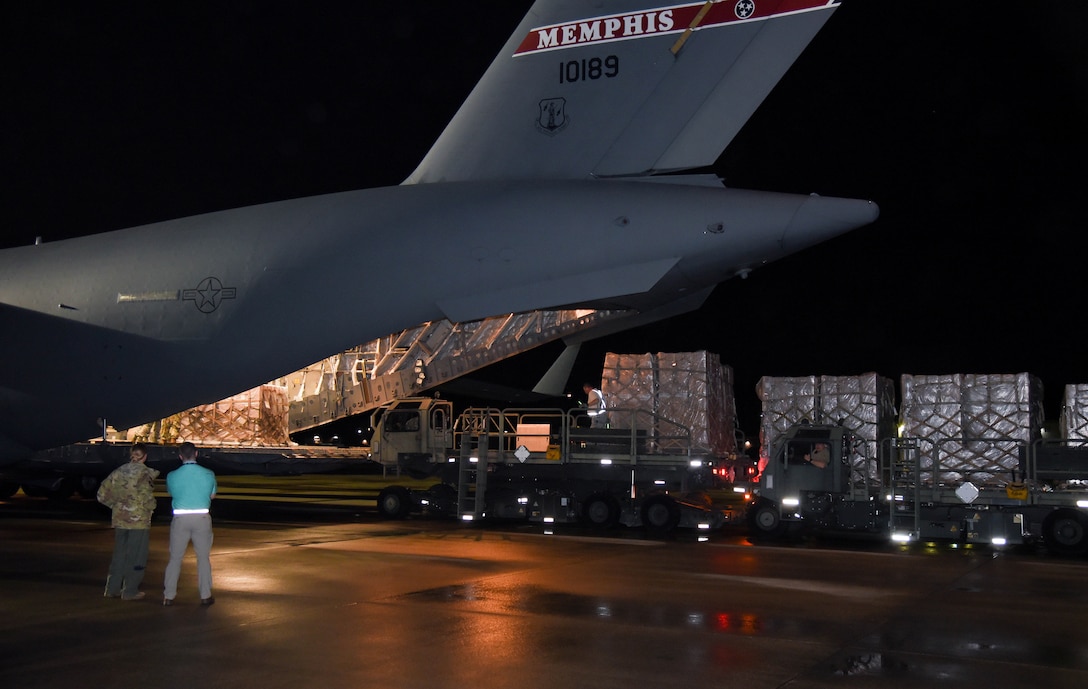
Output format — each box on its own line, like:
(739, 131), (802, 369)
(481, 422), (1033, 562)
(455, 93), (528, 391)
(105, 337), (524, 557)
(105, 527), (150, 598)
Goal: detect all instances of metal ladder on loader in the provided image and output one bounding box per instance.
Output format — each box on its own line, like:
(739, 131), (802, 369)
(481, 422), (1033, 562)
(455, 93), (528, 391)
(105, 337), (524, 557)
(457, 430), (488, 522)
(886, 438), (922, 540)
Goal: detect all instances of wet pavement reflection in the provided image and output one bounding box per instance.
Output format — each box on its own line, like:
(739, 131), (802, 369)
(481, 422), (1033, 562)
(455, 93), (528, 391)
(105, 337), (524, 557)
(402, 582), (775, 635)
(2, 483), (1087, 688)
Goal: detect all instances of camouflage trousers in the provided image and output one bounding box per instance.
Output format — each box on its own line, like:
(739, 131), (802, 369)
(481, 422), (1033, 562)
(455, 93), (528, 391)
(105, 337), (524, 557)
(104, 527), (151, 598)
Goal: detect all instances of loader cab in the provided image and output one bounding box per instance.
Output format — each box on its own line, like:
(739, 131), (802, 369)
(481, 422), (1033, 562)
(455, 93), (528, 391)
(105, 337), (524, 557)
(748, 424), (854, 538)
(761, 425), (849, 500)
(370, 397), (454, 468)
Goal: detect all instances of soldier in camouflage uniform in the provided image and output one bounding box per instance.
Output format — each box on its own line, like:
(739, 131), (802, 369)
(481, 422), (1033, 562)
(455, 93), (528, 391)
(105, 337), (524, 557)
(97, 443), (160, 600)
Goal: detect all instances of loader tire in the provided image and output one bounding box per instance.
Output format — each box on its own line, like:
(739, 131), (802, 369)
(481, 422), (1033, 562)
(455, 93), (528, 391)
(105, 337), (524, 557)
(641, 494), (680, 531)
(377, 486), (412, 520)
(582, 493), (620, 528)
(747, 498), (786, 540)
(76, 476), (100, 500)
(426, 483), (457, 516)
(1042, 508), (1088, 555)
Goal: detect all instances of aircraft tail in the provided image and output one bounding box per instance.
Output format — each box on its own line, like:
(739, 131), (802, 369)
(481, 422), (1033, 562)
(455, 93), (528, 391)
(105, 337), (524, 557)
(406, 0), (840, 184)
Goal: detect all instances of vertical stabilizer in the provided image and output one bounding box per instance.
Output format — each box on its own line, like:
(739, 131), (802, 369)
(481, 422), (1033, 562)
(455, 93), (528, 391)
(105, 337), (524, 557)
(406, 0), (840, 183)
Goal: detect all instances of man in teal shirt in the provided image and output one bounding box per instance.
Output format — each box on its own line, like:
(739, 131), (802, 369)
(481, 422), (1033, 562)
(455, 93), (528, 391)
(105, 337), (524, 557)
(162, 442), (217, 606)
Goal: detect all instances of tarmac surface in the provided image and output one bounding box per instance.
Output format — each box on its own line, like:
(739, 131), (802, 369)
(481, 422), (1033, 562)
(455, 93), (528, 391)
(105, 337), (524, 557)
(2, 482), (1088, 689)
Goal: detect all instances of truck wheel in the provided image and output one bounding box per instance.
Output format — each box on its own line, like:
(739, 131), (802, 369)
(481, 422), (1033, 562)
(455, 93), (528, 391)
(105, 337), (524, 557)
(1042, 508), (1088, 555)
(0, 481), (18, 498)
(582, 493), (620, 528)
(426, 483), (457, 515)
(641, 495), (680, 531)
(748, 499), (786, 540)
(76, 476), (100, 500)
(377, 486), (412, 519)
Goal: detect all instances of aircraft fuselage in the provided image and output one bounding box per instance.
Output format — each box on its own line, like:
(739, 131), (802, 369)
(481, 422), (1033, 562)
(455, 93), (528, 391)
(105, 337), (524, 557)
(0, 178), (875, 458)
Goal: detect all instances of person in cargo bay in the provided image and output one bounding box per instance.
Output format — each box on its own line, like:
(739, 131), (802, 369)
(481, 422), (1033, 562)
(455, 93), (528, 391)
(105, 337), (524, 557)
(582, 383), (609, 428)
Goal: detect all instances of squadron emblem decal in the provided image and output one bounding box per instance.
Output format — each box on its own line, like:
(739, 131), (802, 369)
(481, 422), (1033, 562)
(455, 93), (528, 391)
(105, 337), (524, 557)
(536, 98), (569, 136)
(735, 1), (756, 20)
(182, 277), (237, 313)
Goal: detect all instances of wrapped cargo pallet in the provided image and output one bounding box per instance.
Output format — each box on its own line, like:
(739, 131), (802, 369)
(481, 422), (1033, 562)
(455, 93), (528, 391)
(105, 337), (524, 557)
(900, 373), (1044, 484)
(756, 375), (819, 448)
(757, 373), (896, 480)
(164, 384), (291, 446)
(1061, 384), (1088, 440)
(600, 352), (737, 459)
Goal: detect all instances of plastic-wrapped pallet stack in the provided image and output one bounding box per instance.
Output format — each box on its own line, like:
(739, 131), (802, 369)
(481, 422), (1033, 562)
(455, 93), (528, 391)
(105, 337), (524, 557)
(164, 384), (291, 446)
(1061, 384), (1088, 440)
(600, 352), (736, 459)
(756, 375), (819, 449)
(756, 373), (897, 480)
(899, 373), (1044, 484)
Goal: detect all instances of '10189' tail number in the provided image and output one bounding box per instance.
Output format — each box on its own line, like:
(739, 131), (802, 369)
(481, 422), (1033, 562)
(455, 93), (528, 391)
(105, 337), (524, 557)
(559, 55), (619, 83)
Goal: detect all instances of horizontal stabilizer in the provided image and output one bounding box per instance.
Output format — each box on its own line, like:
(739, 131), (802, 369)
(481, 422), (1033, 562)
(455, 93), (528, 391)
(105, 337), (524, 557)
(435, 256), (679, 323)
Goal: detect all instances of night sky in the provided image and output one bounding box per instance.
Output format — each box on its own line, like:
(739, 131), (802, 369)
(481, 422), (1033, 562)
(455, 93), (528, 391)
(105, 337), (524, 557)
(4, 2), (1087, 434)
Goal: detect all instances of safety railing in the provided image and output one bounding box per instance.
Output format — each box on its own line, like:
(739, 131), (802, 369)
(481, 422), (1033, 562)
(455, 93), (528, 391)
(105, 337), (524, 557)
(451, 406), (694, 465)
